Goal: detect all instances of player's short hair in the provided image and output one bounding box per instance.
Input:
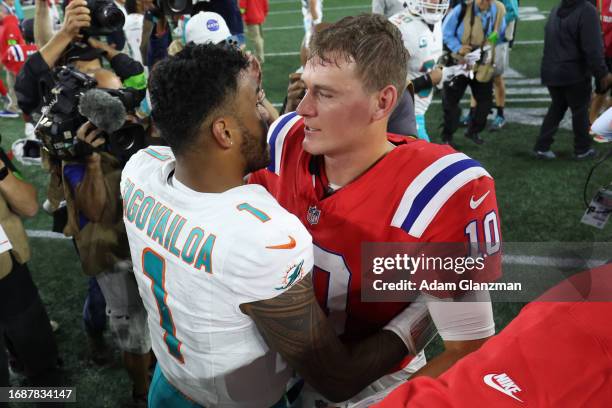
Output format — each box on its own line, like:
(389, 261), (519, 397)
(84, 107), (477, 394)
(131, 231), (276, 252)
(149, 43), (249, 156)
(309, 13), (408, 98)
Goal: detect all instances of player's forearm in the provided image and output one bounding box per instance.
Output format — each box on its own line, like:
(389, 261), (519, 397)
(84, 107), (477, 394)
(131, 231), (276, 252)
(242, 277), (407, 402)
(277, 318), (407, 402)
(75, 160), (107, 222)
(39, 30), (73, 67)
(0, 173), (38, 218)
(409, 338), (488, 379)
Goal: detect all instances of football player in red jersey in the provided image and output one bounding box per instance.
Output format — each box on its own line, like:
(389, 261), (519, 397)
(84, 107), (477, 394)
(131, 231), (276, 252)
(373, 264), (612, 408)
(250, 13), (502, 405)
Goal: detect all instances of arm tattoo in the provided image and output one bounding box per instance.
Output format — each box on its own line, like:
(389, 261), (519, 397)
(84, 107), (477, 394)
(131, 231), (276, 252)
(240, 273), (407, 403)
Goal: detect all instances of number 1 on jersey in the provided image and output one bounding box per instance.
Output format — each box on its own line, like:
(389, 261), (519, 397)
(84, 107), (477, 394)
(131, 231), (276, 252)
(142, 248), (184, 363)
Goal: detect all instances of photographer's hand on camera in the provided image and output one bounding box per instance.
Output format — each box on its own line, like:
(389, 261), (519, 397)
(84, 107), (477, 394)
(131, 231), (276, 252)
(40, 0), (91, 67)
(73, 122), (106, 222)
(76, 121), (106, 159)
(284, 72), (306, 114)
(88, 37), (120, 60)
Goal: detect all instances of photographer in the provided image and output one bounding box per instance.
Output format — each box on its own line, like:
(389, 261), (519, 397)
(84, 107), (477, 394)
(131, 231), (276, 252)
(58, 73), (151, 405)
(15, 0), (146, 117)
(0, 139), (62, 401)
(440, 0), (506, 146)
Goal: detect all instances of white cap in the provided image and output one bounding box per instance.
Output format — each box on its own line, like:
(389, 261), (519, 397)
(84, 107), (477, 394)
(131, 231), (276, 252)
(185, 11), (231, 45)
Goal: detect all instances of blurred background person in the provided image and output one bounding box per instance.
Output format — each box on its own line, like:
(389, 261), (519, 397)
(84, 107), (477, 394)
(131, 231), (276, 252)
(372, 0), (407, 18)
(590, 0), (612, 143)
(0, 135), (62, 400)
(461, 0), (518, 131)
(534, 0), (612, 159)
(302, 0), (322, 49)
(240, 0), (268, 63)
(440, 0), (506, 146)
(389, 0), (450, 141)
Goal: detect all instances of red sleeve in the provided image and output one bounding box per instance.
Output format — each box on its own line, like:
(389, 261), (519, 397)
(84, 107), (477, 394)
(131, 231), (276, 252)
(263, 0), (269, 16)
(376, 300), (612, 407)
(418, 176), (503, 295)
(248, 168), (279, 197)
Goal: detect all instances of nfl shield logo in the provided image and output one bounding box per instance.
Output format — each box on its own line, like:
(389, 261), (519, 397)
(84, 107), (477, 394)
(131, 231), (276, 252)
(307, 206), (321, 225)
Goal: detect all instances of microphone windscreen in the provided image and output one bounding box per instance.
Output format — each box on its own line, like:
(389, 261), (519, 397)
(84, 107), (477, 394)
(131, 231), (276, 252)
(78, 89), (126, 134)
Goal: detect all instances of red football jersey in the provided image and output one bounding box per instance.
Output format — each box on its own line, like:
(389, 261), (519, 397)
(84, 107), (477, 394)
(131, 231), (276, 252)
(2, 43), (38, 74)
(375, 265), (612, 407)
(250, 112), (502, 340)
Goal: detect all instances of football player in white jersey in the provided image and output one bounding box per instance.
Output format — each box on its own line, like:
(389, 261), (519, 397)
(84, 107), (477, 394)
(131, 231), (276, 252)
(122, 43), (419, 407)
(390, 0), (450, 141)
(301, 0), (323, 48)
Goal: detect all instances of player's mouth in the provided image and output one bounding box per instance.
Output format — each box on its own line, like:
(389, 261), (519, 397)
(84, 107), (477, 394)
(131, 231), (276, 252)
(304, 125), (321, 135)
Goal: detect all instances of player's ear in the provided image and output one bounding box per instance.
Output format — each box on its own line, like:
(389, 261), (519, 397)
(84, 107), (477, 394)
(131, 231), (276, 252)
(210, 116), (235, 149)
(372, 84), (398, 122)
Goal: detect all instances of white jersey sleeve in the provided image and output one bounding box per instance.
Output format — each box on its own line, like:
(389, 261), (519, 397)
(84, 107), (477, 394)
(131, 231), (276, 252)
(224, 203), (314, 307)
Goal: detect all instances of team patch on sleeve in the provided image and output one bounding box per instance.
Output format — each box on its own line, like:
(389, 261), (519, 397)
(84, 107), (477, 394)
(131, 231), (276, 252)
(391, 153), (492, 238)
(266, 111), (303, 175)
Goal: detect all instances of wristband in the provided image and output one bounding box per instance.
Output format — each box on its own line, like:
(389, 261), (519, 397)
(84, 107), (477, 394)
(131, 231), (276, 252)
(384, 299), (437, 355)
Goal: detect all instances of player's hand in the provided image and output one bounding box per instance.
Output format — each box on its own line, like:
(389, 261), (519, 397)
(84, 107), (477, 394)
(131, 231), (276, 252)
(429, 67), (443, 86)
(76, 121), (105, 163)
(598, 72), (612, 94)
(246, 51), (263, 89)
(285, 73), (306, 113)
(59, 0), (91, 40)
(88, 37), (120, 59)
(458, 44), (472, 56)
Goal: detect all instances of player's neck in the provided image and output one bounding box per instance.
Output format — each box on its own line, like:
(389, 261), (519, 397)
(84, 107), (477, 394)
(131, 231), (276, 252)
(324, 137), (394, 188)
(173, 155), (245, 194)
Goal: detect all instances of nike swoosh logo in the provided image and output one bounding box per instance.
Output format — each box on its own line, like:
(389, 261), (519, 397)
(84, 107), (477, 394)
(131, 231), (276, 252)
(483, 374), (523, 403)
(470, 190), (491, 210)
(266, 236), (296, 250)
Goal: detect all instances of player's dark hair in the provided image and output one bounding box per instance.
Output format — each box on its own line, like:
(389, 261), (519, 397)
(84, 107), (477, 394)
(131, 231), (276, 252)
(149, 43), (249, 156)
(309, 13), (408, 98)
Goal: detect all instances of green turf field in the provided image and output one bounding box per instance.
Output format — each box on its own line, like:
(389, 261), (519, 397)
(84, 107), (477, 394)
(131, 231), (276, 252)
(1, 0), (611, 406)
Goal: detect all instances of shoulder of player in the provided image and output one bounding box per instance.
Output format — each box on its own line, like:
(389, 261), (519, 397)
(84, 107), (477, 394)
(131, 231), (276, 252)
(389, 146), (493, 238)
(230, 186), (311, 246)
(123, 146), (173, 178)
(267, 111), (304, 175)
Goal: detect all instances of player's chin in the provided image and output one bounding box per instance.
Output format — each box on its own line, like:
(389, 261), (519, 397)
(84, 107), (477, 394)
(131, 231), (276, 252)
(302, 136), (326, 156)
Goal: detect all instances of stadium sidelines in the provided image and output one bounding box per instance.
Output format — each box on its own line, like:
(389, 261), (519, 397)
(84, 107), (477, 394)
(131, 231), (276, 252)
(26, 229), (608, 269)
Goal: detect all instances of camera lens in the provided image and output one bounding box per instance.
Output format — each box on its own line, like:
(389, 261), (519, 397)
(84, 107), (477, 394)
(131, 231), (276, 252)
(167, 0), (189, 13)
(95, 5), (125, 32)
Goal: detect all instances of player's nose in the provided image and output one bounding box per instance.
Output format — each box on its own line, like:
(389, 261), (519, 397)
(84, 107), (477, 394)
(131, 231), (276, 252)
(296, 90), (315, 117)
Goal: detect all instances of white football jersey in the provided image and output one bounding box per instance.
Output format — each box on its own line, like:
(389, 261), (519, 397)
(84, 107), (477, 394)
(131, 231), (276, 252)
(301, 0), (323, 46)
(121, 146), (314, 407)
(389, 11), (443, 115)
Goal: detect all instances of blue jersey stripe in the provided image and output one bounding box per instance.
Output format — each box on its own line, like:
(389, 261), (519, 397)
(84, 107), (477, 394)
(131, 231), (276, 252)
(401, 159), (482, 233)
(267, 112), (298, 172)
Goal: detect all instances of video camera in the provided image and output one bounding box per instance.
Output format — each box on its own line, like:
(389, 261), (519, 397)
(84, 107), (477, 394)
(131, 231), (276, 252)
(35, 65), (146, 162)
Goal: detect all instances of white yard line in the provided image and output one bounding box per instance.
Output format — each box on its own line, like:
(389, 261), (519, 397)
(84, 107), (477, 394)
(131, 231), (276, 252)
(265, 51), (301, 56)
(268, 5), (369, 15)
(26, 229), (70, 240)
(27, 228), (609, 269)
(266, 25), (304, 31)
(514, 40), (544, 45)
